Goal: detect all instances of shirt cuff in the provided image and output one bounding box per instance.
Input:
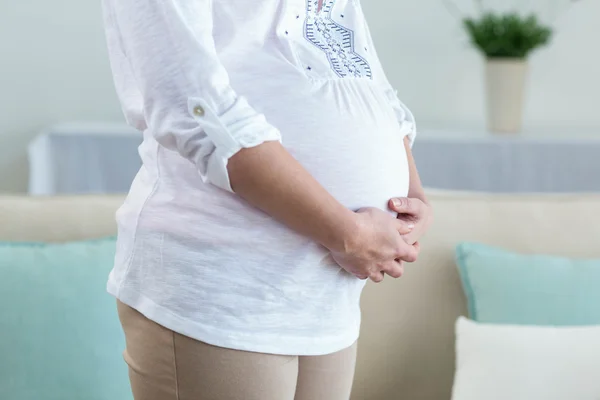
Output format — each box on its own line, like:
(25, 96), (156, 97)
(187, 94), (282, 192)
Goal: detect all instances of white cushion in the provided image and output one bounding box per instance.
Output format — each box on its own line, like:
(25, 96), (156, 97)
(452, 317), (600, 400)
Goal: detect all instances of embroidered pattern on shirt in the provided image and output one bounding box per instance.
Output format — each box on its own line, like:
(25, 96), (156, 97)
(304, 0), (372, 79)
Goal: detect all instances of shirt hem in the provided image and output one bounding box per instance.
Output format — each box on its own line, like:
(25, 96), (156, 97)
(107, 279), (360, 357)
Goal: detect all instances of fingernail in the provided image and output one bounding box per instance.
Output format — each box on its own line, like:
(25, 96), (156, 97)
(392, 199), (400, 207)
(407, 223), (415, 230)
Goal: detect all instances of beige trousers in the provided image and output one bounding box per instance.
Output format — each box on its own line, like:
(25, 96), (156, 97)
(117, 301), (357, 400)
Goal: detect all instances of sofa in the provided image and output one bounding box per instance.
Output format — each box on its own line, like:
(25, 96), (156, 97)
(2, 190), (600, 400)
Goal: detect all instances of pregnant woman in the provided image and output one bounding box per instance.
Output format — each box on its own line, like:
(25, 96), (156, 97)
(102, 0), (432, 399)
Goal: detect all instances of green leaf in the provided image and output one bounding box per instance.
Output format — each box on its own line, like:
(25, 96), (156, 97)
(462, 12), (553, 59)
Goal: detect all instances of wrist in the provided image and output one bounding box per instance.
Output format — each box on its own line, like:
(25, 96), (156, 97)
(322, 208), (362, 254)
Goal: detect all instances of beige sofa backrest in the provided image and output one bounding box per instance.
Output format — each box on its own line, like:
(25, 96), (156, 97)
(0, 195), (124, 242)
(2, 191), (600, 400)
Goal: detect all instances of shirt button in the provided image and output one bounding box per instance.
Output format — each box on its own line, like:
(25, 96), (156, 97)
(193, 106), (205, 117)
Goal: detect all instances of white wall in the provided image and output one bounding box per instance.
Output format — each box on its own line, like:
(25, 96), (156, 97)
(1, 0), (598, 192)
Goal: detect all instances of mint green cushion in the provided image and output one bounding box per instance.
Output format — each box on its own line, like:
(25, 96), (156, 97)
(456, 242), (600, 326)
(0, 238), (132, 400)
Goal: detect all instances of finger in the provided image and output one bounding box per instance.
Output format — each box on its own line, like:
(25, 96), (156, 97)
(395, 219), (415, 235)
(395, 242), (419, 263)
(389, 197), (421, 215)
(382, 261), (404, 279)
(413, 242), (421, 255)
(369, 271), (385, 283)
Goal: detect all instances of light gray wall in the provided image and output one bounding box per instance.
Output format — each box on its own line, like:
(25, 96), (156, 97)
(1, 0), (598, 192)
(362, 0), (600, 131)
(0, 0), (122, 192)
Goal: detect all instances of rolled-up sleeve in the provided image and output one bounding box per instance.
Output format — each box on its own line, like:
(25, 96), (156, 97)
(102, 0), (282, 191)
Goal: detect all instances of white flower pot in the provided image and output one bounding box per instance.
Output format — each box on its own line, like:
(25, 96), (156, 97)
(485, 59), (528, 133)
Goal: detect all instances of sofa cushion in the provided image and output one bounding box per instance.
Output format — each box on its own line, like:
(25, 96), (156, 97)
(0, 237), (131, 400)
(456, 242), (600, 325)
(452, 317), (600, 400)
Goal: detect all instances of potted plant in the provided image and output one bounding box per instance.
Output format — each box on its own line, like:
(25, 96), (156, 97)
(445, 1), (580, 133)
(465, 13), (551, 132)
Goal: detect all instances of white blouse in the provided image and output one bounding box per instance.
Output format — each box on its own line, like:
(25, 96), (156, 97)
(103, 0), (416, 356)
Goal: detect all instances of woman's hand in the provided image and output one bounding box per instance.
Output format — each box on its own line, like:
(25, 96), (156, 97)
(330, 207), (419, 283)
(388, 197), (433, 246)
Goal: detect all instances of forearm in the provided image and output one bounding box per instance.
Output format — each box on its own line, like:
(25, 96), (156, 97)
(404, 136), (428, 205)
(228, 141), (357, 252)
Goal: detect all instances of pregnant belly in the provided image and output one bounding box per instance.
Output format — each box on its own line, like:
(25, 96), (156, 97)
(270, 79), (410, 212)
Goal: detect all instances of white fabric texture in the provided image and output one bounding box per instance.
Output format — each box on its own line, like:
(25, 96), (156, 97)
(452, 317), (600, 400)
(101, 0), (416, 356)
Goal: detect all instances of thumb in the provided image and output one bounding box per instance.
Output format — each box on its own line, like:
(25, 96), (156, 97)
(389, 197), (415, 214)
